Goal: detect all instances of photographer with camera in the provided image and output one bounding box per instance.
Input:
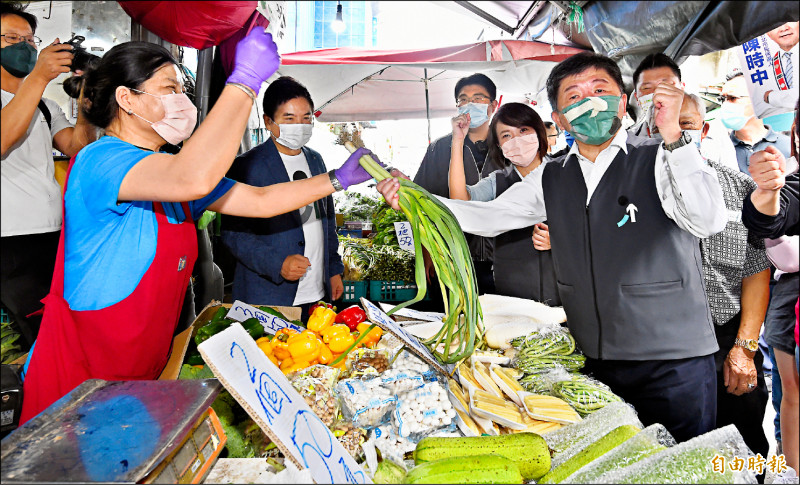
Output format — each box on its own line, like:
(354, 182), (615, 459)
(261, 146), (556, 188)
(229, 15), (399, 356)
(1, 2), (95, 351)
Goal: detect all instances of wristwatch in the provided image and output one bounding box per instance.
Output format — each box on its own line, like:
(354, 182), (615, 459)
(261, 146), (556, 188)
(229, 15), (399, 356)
(734, 337), (759, 352)
(328, 169), (344, 192)
(663, 131), (692, 152)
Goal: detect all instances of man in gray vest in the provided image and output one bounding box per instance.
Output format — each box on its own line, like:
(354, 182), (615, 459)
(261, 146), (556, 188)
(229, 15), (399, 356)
(377, 52), (727, 442)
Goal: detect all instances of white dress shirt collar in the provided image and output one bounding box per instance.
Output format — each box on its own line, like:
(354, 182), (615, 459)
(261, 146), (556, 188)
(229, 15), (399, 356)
(562, 128), (630, 167)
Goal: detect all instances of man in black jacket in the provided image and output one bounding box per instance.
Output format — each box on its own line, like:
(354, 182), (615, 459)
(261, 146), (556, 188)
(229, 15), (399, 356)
(413, 73), (505, 297)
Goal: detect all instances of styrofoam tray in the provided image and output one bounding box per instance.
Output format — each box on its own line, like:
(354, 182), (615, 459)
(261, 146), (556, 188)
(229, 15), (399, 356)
(468, 385), (527, 431)
(488, 364), (524, 406)
(518, 390), (582, 425)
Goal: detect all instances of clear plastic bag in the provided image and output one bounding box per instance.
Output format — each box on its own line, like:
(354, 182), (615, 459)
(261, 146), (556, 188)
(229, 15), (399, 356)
(380, 367), (425, 394)
(330, 420), (368, 460)
(562, 423), (675, 483)
(594, 424), (757, 484)
(544, 401), (643, 469)
(371, 424), (416, 469)
(392, 381), (456, 440)
(392, 350), (438, 382)
(288, 365), (340, 427)
(517, 367), (572, 394)
(551, 373), (623, 416)
(336, 376), (397, 429)
(346, 348), (391, 377)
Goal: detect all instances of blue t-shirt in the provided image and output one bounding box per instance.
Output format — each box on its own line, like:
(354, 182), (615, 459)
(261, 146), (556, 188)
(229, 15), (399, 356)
(63, 136), (235, 310)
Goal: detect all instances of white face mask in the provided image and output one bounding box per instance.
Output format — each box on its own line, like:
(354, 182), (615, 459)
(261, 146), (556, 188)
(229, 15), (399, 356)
(636, 92), (654, 112)
(687, 129), (703, 149)
(273, 123), (313, 150)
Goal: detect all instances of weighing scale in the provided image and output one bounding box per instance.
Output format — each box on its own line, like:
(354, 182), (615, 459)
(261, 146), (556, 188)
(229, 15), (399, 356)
(1, 379), (227, 484)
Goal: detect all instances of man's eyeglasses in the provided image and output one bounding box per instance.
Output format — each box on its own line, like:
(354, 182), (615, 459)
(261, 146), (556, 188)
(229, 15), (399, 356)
(717, 94), (749, 104)
(456, 94), (491, 106)
(1, 33), (42, 47)
(547, 134), (559, 139)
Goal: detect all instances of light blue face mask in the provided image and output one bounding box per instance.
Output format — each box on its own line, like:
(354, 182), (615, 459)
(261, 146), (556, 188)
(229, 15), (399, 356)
(719, 102), (753, 131)
(458, 102), (490, 128)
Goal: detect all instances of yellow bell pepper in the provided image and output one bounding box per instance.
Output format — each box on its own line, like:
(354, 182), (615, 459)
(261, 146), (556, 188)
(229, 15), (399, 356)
(322, 324), (356, 353)
(256, 336), (279, 366)
(288, 330), (322, 363)
(282, 360), (311, 375)
(307, 305), (337, 333)
(272, 328), (298, 361)
(317, 340), (334, 365)
(280, 356), (295, 370)
(356, 323), (383, 348)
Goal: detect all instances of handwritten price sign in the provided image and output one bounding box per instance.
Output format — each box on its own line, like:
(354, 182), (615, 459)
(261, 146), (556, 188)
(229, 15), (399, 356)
(198, 323), (370, 484)
(394, 222), (415, 253)
(226, 300), (303, 335)
(361, 298), (453, 376)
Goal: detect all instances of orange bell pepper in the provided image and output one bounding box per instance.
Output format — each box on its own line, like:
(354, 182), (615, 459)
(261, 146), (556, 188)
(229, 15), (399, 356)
(307, 305), (337, 333)
(288, 330), (322, 363)
(272, 328), (299, 361)
(356, 323), (383, 348)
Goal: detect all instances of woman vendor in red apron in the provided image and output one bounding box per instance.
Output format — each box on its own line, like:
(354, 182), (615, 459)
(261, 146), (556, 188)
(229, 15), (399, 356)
(20, 29), (376, 424)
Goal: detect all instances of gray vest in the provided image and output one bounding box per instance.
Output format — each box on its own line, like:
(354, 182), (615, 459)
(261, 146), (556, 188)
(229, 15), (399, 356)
(541, 136), (718, 360)
(494, 167), (561, 306)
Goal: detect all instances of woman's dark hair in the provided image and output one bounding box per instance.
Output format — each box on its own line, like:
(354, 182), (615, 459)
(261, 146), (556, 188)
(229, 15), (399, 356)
(262, 76), (314, 120)
(81, 42), (177, 129)
(487, 102), (548, 168)
(546, 52), (624, 112)
(632, 53), (682, 89)
(454, 73), (497, 102)
(0, 2), (37, 32)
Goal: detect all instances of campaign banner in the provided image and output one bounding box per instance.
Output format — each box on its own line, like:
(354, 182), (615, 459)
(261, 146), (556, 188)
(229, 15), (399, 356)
(735, 24), (799, 119)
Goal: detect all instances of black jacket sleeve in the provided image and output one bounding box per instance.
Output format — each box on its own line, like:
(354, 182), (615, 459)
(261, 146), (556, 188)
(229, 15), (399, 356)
(742, 172), (800, 238)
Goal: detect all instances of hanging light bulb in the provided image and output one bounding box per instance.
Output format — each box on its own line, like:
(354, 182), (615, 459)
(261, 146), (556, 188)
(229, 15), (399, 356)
(331, 1), (346, 34)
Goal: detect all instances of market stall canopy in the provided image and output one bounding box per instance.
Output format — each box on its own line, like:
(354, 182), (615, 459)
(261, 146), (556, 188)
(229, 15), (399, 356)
(117, 0), (258, 50)
(274, 39), (587, 123)
(451, 1), (800, 89)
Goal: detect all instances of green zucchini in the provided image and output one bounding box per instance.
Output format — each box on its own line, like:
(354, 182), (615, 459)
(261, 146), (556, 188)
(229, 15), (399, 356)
(405, 454), (523, 484)
(414, 432), (550, 480)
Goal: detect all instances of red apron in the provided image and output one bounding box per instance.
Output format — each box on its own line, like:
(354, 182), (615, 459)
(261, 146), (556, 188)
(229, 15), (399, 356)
(20, 155), (198, 424)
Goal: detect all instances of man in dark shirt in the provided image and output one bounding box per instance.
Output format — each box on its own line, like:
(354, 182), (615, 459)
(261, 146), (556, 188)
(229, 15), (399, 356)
(413, 73), (505, 296)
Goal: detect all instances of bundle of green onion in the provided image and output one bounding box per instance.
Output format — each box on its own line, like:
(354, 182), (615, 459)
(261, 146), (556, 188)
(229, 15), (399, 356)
(344, 141), (482, 363)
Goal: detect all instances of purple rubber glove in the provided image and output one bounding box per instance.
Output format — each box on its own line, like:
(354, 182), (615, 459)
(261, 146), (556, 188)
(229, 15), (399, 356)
(335, 147), (375, 190)
(226, 29), (280, 96)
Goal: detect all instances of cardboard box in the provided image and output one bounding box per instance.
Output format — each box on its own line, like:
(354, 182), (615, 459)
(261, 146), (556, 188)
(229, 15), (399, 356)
(158, 301), (302, 380)
(10, 301), (302, 378)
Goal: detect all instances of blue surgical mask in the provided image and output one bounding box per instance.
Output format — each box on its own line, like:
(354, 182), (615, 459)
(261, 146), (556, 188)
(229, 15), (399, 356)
(457, 102), (490, 128)
(564, 130), (575, 147)
(719, 103), (753, 131)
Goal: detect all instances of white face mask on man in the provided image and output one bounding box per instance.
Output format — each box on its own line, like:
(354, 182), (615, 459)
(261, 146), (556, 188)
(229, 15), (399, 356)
(272, 123), (314, 150)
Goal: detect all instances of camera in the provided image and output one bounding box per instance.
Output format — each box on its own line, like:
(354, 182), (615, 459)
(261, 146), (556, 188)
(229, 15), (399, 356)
(61, 35), (100, 99)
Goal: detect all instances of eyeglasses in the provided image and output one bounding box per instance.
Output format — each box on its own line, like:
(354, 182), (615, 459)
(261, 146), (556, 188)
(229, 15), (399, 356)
(456, 94), (491, 106)
(1, 33), (42, 47)
(547, 134), (559, 139)
(717, 94), (749, 104)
